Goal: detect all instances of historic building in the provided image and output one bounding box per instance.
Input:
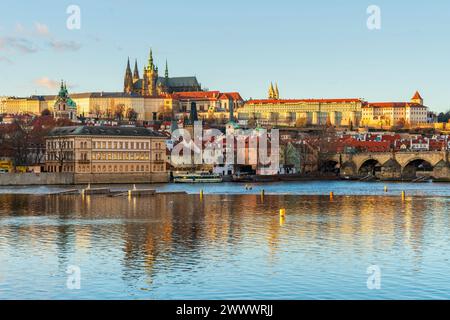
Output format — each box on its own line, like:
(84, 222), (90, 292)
(268, 82), (280, 100)
(53, 81), (77, 121)
(45, 126), (168, 183)
(237, 84), (363, 127)
(123, 49), (202, 96)
(170, 91), (244, 122)
(361, 91), (428, 128)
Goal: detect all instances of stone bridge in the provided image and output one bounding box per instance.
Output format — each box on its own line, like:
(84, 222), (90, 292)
(325, 151), (450, 180)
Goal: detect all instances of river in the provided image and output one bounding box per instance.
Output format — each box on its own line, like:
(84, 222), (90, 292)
(0, 181), (449, 299)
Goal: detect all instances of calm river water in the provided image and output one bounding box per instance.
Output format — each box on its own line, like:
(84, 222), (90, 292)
(0, 181), (450, 299)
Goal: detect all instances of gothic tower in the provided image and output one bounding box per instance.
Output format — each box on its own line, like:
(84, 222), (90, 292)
(133, 59), (140, 82)
(123, 57), (133, 94)
(165, 60), (169, 79)
(274, 83), (280, 100)
(143, 49), (158, 96)
(268, 82), (275, 99)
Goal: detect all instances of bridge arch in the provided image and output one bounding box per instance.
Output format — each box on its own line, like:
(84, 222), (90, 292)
(358, 158), (382, 176)
(319, 160), (339, 174)
(402, 158), (434, 179)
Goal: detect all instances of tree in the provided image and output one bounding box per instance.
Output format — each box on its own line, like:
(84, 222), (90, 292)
(437, 111), (450, 123)
(92, 104), (102, 119)
(0, 115), (75, 168)
(395, 118), (406, 130)
(126, 108), (138, 121)
(114, 104), (125, 122)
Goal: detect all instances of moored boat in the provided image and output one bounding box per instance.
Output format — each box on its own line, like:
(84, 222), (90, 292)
(173, 172), (223, 183)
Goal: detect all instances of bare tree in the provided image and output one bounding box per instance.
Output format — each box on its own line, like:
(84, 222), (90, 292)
(114, 104), (125, 122)
(92, 104), (102, 119)
(126, 108), (138, 122)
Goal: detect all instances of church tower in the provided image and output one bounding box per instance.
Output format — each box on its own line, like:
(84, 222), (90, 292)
(165, 60), (169, 79)
(123, 58), (133, 94)
(274, 83), (280, 100)
(268, 83), (275, 99)
(411, 91), (424, 105)
(133, 59), (140, 82)
(143, 49), (159, 97)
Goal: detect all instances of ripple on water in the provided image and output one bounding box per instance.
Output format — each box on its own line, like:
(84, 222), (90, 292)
(1, 193), (450, 299)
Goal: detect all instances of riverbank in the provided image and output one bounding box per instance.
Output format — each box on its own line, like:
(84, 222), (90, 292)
(2, 171), (449, 187)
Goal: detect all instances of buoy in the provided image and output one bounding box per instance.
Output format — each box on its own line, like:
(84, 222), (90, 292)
(280, 208), (286, 217)
(330, 192), (334, 200)
(87, 183), (91, 190)
(402, 191), (406, 201)
(384, 186), (388, 193)
(200, 189), (204, 200)
(261, 189), (265, 200)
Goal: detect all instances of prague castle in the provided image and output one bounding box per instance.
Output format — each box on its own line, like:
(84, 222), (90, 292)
(123, 49), (201, 96)
(0, 50), (430, 128)
(237, 84), (429, 128)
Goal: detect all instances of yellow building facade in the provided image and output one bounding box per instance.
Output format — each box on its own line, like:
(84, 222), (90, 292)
(2, 93), (178, 122)
(361, 92), (428, 128)
(45, 126), (168, 183)
(237, 98), (363, 127)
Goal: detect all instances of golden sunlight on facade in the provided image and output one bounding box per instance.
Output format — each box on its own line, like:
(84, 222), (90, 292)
(45, 126), (168, 183)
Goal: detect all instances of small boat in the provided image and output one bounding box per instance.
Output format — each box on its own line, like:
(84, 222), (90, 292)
(173, 172), (223, 183)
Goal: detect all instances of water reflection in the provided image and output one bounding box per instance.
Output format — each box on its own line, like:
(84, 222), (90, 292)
(0, 194), (449, 299)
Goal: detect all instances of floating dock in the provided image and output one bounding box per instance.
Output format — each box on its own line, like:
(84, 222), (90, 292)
(128, 189), (156, 197)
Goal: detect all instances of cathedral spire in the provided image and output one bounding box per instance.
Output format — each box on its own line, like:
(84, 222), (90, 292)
(133, 59), (140, 80)
(124, 57), (133, 94)
(148, 48), (154, 70)
(268, 82), (275, 99)
(165, 60), (169, 78)
(274, 83), (279, 99)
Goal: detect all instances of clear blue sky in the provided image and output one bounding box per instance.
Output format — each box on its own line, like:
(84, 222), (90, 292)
(1, 0), (450, 112)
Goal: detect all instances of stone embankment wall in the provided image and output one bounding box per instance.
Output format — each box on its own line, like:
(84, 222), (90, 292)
(0, 172), (169, 185)
(0, 173), (74, 186)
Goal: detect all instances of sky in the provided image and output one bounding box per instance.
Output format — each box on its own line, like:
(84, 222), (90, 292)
(1, 0), (450, 112)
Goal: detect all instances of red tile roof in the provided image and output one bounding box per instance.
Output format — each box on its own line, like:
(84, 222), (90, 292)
(412, 91), (423, 100)
(366, 102), (424, 108)
(219, 92), (243, 101)
(170, 91), (243, 102)
(247, 98), (364, 104)
(170, 91), (221, 100)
